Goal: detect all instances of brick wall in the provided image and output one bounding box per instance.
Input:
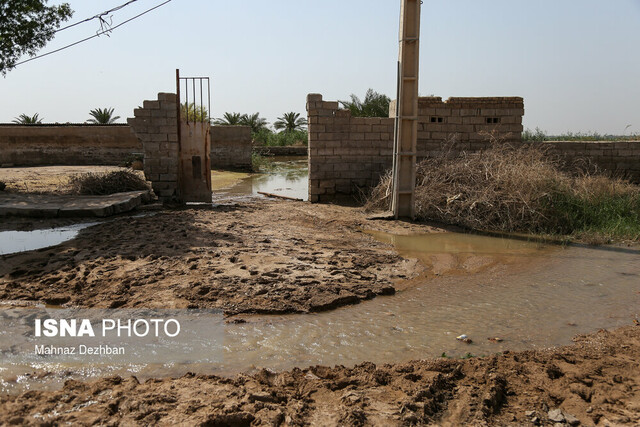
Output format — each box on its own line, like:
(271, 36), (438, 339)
(307, 94), (394, 202)
(127, 92), (180, 202)
(0, 123), (254, 172)
(211, 126), (252, 169)
(307, 93), (640, 202)
(0, 125), (141, 166)
(544, 141), (640, 183)
(413, 96), (524, 157)
(307, 94), (524, 202)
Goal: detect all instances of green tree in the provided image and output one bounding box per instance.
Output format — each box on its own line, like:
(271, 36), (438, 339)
(522, 127), (547, 142)
(274, 112), (307, 132)
(181, 102), (209, 122)
(213, 112), (243, 126)
(0, 1), (73, 75)
(87, 107), (120, 124)
(240, 112), (269, 133)
(12, 113), (43, 124)
(340, 89), (391, 118)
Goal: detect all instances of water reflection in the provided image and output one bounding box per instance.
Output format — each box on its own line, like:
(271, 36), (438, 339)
(213, 156), (308, 202)
(0, 223), (97, 256)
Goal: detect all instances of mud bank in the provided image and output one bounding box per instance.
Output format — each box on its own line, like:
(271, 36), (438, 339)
(1, 325), (638, 426)
(0, 201), (422, 315)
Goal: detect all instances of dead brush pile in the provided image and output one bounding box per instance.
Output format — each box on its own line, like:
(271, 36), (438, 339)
(366, 141), (640, 238)
(68, 170), (150, 195)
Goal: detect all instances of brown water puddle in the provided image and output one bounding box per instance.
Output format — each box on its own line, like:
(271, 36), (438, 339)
(365, 230), (555, 286)
(1, 232), (638, 394)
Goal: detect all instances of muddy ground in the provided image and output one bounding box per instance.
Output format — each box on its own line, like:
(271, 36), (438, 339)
(0, 200), (429, 315)
(2, 166), (639, 425)
(0, 325), (638, 426)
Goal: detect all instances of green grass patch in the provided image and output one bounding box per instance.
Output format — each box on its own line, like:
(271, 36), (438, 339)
(253, 129), (308, 147)
(549, 180), (640, 240)
(523, 128), (640, 142)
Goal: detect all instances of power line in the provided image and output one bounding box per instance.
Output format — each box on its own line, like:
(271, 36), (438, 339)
(56, 0), (141, 33)
(14, 0), (173, 68)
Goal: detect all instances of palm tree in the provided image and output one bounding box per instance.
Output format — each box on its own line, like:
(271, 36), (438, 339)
(87, 107), (120, 124)
(340, 89), (391, 118)
(12, 113), (43, 124)
(240, 112), (269, 133)
(274, 112), (307, 132)
(213, 112), (243, 126)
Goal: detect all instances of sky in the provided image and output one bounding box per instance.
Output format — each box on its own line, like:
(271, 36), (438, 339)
(1, 0), (640, 135)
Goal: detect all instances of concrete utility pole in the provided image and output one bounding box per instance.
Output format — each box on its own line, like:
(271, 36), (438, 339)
(392, 0), (421, 219)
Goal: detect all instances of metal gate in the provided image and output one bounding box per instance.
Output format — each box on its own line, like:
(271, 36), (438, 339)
(176, 69), (212, 203)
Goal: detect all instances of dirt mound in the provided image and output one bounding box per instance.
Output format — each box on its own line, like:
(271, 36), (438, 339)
(1, 326), (638, 425)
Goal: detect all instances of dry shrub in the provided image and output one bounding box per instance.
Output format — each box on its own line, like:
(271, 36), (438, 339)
(366, 139), (640, 237)
(417, 141), (564, 232)
(69, 170), (150, 195)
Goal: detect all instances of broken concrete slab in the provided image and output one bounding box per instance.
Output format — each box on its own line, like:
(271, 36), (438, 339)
(0, 191), (154, 218)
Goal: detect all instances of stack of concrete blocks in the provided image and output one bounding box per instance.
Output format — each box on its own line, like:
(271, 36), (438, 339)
(210, 125), (252, 169)
(127, 93), (179, 202)
(307, 94), (395, 203)
(307, 93), (526, 203)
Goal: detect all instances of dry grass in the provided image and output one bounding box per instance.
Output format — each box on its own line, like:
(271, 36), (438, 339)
(366, 140), (640, 239)
(68, 170), (150, 195)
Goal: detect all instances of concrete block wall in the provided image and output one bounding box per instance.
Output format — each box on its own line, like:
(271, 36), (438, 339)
(307, 94), (394, 203)
(127, 92), (179, 202)
(211, 125), (252, 169)
(0, 125), (141, 166)
(414, 96), (524, 157)
(544, 141), (640, 183)
(307, 94), (525, 202)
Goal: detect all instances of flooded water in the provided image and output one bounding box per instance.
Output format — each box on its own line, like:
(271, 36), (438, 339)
(219, 237), (639, 372)
(0, 223), (97, 256)
(213, 156), (308, 202)
(1, 231), (638, 393)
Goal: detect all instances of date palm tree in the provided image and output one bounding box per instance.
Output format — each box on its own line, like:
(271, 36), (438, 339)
(240, 112), (269, 133)
(87, 107), (120, 124)
(274, 112), (307, 132)
(213, 112), (243, 126)
(340, 89), (391, 118)
(12, 113), (43, 124)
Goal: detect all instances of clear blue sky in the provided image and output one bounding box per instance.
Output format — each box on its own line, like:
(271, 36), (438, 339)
(2, 0), (639, 135)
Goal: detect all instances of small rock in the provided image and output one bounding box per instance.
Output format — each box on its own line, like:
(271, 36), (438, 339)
(488, 337), (504, 343)
(548, 408), (565, 423)
(531, 416), (540, 425)
(564, 413), (580, 426)
(586, 406), (593, 413)
(525, 410), (536, 417)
